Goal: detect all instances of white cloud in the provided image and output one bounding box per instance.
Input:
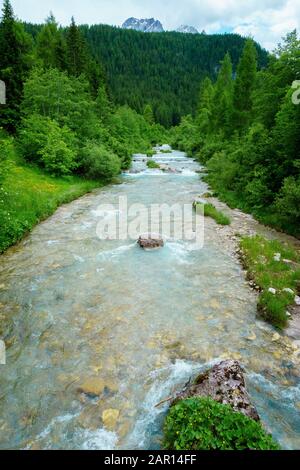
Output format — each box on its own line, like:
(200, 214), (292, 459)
(2, 0), (300, 50)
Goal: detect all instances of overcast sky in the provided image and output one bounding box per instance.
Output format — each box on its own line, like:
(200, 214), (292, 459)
(3, 0), (300, 50)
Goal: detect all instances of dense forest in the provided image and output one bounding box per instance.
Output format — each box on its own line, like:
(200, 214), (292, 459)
(172, 33), (300, 237)
(24, 22), (269, 127)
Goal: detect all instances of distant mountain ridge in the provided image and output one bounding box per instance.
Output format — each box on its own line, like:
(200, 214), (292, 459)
(122, 17), (199, 34)
(122, 17), (164, 33)
(176, 25), (199, 34)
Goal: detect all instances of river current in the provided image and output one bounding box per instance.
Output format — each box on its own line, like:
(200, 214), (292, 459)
(0, 148), (299, 449)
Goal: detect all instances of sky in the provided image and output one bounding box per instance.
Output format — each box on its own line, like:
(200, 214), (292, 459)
(3, 0), (300, 50)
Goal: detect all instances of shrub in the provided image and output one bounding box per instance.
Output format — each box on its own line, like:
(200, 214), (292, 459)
(18, 114), (51, 163)
(275, 176), (300, 237)
(163, 397), (279, 450)
(0, 134), (13, 185)
(147, 159), (160, 169)
(80, 142), (121, 180)
(39, 126), (77, 176)
(197, 140), (225, 164)
(18, 115), (77, 176)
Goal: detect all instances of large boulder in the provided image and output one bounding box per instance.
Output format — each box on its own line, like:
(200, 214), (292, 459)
(138, 234), (164, 250)
(172, 360), (260, 421)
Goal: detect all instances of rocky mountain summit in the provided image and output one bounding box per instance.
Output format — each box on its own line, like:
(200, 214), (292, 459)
(122, 18), (199, 34)
(122, 17), (164, 33)
(176, 25), (199, 34)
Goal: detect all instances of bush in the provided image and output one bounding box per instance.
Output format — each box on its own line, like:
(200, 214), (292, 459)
(18, 115), (53, 163)
(147, 159), (160, 169)
(0, 134), (13, 186)
(275, 176), (300, 237)
(197, 140), (225, 164)
(39, 126), (77, 176)
(18, 115), (77, 176)
(80, 142), (121, 180)
(163, 397), (279, 450)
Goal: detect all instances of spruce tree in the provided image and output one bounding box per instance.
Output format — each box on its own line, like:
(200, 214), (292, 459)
(95, 84), (112, 122)
(0, 0), (31, 130)
(213, 53), (234, 136)
(143, 104), (155, 125)
(66, 17), (89, 77)
(36, 13), (67, 70)
(196, 77), (214, 134)
(233, 39), (257, 129)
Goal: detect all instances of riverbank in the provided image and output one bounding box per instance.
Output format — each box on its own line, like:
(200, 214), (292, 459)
(195, 189), (300, 338)
(0, 159), (103, 253)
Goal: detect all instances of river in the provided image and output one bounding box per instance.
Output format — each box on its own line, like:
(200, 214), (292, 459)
(0, 148), (299, 450)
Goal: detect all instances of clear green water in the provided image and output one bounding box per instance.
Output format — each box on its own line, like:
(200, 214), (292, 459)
(0, 150), (299, 450)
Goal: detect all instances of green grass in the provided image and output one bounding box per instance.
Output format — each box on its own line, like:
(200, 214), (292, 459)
(194, 202), (231, 226)
(163, 397), (279, 450)
(0, 160), (103, 253)
(147, 159), (160, 169)
(240, 235), (300, 329)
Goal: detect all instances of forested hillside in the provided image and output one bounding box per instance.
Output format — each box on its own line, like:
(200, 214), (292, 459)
(0, 1), (166, 252)
(24, 23), (268, 127)
(172, 33), (300, 237)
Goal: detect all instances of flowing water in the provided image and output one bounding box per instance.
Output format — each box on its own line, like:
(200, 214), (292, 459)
(0, 148), (300, 450)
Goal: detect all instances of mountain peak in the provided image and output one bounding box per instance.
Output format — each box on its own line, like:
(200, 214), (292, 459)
(122, 17), (164, 33)
(176, 25), (199, 34)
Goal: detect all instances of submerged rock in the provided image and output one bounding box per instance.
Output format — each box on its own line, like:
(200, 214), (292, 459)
(77, 377), (117, 398)
(138, 234), (164, 250)
(172, 360), (260, 421)
(77, 378), (106, 397)
(102, 409), (120, 430)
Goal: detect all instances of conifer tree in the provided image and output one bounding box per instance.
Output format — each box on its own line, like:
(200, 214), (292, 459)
(143, 104), (155, 125)
(233, 39), (257, 129)
(36, 13), (67, 70)
(196, 77), (214, 134)
(0, 0), (31, 130)
(95, 84), (112, 122)
(66, 17), (89, 77)
(213, 53), (234, 135)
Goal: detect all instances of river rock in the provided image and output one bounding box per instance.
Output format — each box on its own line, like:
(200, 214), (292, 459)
(193, 198), (207, 209)
(77, 377), (117, 397)
(172, 360), (260, 421)
(272, 332), (281, 342)
(283, 288), (294, 295)
(138, 234), (164, 250)
(161, 144), (172, 151)
(102, 409), (120, 430)
(77, 378), (106, 397)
